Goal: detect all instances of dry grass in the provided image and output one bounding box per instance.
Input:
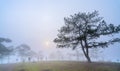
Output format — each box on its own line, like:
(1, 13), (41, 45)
(0, 61), (120, 71)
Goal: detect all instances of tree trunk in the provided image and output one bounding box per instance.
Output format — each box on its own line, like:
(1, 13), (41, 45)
(84, 38), (92, 63)
(80, 41), (92, 63)
(86, 48), (91, 63)
(86, 54), (91, 62)
(81, 47), (91, 62)
(82, 48), (91, 62)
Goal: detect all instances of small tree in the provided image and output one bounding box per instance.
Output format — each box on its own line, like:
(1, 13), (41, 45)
(16, 44), (31, 62)
(28, 50), (36, 62)
(54, 11), (120, 62)
(37, 51), (44, 61)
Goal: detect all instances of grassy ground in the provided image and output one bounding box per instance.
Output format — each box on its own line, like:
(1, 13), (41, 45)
(0, 61), (120, 71)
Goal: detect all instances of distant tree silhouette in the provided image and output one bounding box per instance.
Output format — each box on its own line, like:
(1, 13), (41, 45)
(37, 51), (44, 61)
(28, 50), (36, 62)
(28, 57), (31, 62)
(0, 37), (12, 63)
(6, 46), (14, 63)
(54, 11), (120, 62)
(49, 52), (57, 60)
(16, 44), (31, 62)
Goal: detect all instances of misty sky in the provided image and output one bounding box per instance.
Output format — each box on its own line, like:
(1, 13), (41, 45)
(0, 0), (120, 62)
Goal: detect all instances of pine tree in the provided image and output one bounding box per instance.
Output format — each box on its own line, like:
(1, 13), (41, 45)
(54, 11), (120, 62)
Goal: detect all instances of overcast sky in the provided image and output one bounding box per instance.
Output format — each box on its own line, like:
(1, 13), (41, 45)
(0, 0), (120, 62)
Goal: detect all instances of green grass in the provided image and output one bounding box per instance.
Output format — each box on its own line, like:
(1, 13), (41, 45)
(1, 61), (120, 71)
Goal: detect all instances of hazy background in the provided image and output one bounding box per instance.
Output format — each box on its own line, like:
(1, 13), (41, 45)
(0, 0), (120, 62)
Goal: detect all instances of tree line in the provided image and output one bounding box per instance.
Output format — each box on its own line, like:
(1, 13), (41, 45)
(0, 39), (44, 63)
(0, 37), (101, 63)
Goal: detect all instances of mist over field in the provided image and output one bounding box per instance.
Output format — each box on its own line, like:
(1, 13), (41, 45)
(0, 0), (120, 71)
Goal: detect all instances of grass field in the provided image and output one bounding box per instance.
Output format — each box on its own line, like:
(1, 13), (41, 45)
(0, 61), (120, 71)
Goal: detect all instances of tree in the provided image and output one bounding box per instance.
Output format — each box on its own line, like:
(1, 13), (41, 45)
(16, 44), (31, 62)
(0, 37), (12, 63)
(37, 51), (44, 61)
(54, 11), (120, 62)
(6, 46), (14, 63)
(28, 50), (36, 62)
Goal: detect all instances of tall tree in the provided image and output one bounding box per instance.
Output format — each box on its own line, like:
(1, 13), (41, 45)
(54, 11), (120, 62)
(6, 46), (14, 63)
(0, 37), (12, 63)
